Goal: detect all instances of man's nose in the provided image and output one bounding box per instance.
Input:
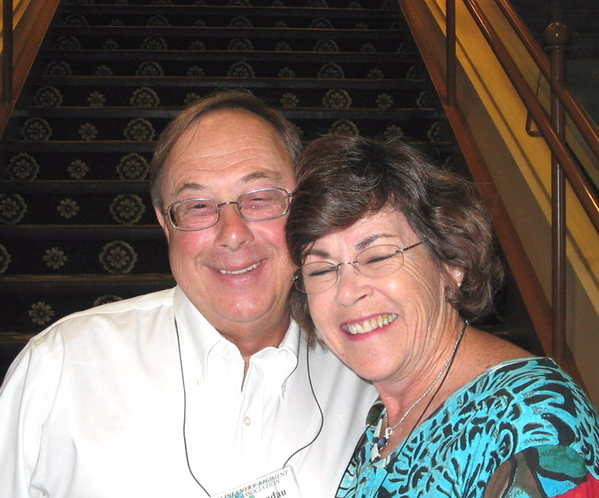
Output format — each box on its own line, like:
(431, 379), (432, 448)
(214, 203), (254, 250)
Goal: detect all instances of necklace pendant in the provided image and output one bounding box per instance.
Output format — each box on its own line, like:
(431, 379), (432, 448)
(377, 436), (389, 451)
(377, 427), (393, 451)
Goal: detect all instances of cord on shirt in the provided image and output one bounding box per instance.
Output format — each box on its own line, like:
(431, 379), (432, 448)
(174, 319), (325, 496)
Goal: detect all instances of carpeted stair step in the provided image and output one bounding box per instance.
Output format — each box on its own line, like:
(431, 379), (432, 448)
(57, 4), (396, 22)
(59, 0), (395, 12)
(19, 78), (435, 126)
(1, 224), (170, 274)
(0, 274), (175, 335)
(37, 49), (420, 64)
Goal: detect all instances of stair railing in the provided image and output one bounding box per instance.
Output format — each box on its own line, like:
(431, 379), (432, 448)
(444, 0), (599, 364)
(0, 0), (61, 139)
(2, 0), (14, 105)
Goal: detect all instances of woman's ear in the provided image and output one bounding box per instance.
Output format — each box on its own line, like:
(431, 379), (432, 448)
(445, 266), (465, 289)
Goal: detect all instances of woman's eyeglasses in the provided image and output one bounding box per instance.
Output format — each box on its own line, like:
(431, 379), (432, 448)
(293, 242), (423, 295)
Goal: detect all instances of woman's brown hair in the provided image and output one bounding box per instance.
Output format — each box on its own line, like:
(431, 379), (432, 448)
(286, 134), (504, 334)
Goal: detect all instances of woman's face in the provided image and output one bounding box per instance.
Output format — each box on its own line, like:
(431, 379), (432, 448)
(305, 206), (461, 385)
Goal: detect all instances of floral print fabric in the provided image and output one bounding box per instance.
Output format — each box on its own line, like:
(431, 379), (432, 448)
(336, 357), (599, 498)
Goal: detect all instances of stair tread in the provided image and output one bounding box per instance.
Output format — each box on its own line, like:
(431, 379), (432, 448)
(24, 76), (428, 90)
(2, 180), (150, 193)
(38, 50), (419, 62)
(2, 141), (155, 151)
(0, 273), (172, 282)
(60, 5), (393, 16)
(52, 25), (405, 36)
(12, 107), (438, 118)
(1, 224), (162, 233)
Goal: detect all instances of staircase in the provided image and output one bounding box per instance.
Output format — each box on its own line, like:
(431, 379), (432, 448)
(0, 0), (518, 378)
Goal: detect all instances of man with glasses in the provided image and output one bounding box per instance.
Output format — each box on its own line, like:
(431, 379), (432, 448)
(0, 90), (376, 498)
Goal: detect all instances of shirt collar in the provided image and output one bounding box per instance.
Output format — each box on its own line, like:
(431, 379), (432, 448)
(173, 286), (224, 376)
(173, 286), (300, 384)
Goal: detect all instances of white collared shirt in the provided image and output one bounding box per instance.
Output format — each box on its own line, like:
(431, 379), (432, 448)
(0, 287), (377, 498)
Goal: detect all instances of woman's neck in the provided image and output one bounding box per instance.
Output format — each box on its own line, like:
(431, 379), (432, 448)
(374, 318), (468, 458)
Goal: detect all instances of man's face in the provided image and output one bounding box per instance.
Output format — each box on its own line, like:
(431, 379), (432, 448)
(155, 109), (297, 350)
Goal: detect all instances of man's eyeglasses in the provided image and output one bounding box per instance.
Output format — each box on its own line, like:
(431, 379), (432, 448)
(293, 242), (423, 295)
(162, 187), (293, 231)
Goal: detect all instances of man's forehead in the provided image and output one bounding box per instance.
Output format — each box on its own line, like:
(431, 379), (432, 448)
(170, 110), (285, 157)
(162, 108), (294, 195)
(171, 169), (285, 197)
(191, 107), (274, 135)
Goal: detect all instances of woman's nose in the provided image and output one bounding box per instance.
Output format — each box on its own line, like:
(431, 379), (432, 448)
(334, 263), (372, 306)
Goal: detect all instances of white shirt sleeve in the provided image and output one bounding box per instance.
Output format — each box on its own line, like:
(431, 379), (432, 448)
(0, 337), (62, 498)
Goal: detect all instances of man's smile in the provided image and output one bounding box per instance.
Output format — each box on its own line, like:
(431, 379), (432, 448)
(215, 261), (262, 275)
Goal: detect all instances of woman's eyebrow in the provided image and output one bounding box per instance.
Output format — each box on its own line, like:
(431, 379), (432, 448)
(307, 233), (398, 260)
(355, 233), (395, 252)
(306, 248), (332, 259)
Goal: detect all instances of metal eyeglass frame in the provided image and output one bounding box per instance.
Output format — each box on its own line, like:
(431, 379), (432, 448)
(293, 241), (423, 294)
(161, 187), (294, 231)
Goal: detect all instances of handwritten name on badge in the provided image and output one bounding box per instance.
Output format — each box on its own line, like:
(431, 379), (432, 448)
(214, 466), (301, 498)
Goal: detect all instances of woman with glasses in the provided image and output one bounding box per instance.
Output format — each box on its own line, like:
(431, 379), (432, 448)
(286, 134), (599, 497)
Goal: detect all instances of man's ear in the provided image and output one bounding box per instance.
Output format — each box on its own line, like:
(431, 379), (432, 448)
(154, 205), (171, 243)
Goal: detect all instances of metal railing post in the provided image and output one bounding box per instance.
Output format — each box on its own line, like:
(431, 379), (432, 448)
(546, 22), (570, 363)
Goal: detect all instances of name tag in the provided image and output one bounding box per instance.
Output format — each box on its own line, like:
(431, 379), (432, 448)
(213, 466), (301, 498)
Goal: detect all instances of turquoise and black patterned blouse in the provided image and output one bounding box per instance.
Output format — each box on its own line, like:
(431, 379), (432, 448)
(336, 357), (599, 498)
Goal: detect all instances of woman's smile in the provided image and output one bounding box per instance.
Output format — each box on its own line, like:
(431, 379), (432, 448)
(342, 313), (398, 336)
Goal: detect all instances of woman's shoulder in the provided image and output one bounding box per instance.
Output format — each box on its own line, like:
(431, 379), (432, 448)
(475, 355), (578, 390)
(450, 355), (599, 452)
(457, 328), (574, 399)
(463, 355), (585, 406)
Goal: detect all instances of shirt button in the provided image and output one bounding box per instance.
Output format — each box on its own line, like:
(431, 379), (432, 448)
(281, 383), (287, 396)
(222, 346), (230, 356)
(243, 416), (251, 426)
(197, 377), (204, 386)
